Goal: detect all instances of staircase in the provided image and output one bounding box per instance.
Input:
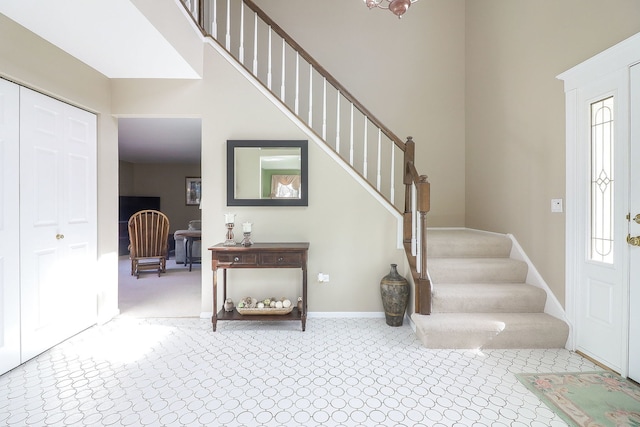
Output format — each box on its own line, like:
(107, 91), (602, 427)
(412, 229), (569, 349)
(180, 0), (434, 312)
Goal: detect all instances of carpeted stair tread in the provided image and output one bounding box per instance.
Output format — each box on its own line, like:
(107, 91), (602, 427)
(432, 283), (546, 313)
(419, 228), (570, 349)
(429, 258), (528, 284)
(428, 229), (512, 258)
(411, 312), (569, 349)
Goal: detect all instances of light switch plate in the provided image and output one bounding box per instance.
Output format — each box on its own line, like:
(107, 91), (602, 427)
(551, 198), (563, 213)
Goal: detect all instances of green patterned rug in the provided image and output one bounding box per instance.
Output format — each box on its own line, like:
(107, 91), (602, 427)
(516, 371), (640, 427)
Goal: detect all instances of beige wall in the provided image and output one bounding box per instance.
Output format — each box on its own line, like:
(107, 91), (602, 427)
(119, 161), (135, 195)
(119, 161), (202, 233)
(5, 0), (640, 319)
(253, 0), (467, 227)
(254, 0), (640, 307)
(111, 42), (404, 314)
(0, 14), (119, 321)
(465, 1), (640, 305)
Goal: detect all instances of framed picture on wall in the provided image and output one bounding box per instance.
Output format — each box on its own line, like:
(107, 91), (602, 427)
(185, 177), (201, 206)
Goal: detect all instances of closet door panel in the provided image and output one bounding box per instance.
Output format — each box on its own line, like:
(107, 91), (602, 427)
(0, 78), (20, 375)
(19, 87), (97, 361)
(61, 102), (97, 328)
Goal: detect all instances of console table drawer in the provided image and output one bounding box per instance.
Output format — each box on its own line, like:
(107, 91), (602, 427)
(216, 254), (258, 265)
(260, 252), (302, 266)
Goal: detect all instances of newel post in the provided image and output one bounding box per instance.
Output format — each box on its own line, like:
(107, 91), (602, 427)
(403, 137), (415, 244)
(417, 175), (432, 314)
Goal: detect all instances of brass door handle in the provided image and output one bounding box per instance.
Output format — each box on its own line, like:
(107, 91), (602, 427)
(634, 214), (640, 224)
(56, 234), (65, 240)
(627, 234), (640, 246)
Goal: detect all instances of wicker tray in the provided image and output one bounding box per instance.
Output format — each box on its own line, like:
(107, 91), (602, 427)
(237, 306), (293, 315)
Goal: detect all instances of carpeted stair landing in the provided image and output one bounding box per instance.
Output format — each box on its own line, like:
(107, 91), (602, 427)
(411, 229), (569, 349)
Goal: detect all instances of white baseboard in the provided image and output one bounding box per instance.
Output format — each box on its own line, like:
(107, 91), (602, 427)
(506, 233), (572, 349)
(97, 309), (120, 325)
(307, 312), (385, 318)
(201, 311), (386, 319)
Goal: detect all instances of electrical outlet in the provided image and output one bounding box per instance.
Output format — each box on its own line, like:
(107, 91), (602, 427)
(317, 273), (330, 283)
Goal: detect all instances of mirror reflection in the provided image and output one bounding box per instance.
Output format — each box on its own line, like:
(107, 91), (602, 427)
(227, 140), (308, 206)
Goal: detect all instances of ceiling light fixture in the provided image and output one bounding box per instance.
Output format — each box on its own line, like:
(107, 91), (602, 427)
(364, 0), (418, 18)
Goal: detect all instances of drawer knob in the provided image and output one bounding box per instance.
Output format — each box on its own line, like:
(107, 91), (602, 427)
(234, 256), (240, 262)
(277, 257), (284, 262)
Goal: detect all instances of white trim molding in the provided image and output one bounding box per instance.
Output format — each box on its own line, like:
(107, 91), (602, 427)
(557, 31), (640, 376)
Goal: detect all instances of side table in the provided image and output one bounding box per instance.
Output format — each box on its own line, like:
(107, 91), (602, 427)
(209, 242), (309, 331)
(180, 231), (201, 272)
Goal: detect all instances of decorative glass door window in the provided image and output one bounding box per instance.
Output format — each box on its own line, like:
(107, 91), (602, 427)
(590, 96), (614, 264)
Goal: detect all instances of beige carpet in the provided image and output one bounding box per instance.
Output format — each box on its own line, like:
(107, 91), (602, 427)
(412, 228), (569, 349)
(118, 256), (202, 318)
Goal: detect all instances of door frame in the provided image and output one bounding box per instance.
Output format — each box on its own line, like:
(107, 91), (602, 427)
(558, 32), (640, 377)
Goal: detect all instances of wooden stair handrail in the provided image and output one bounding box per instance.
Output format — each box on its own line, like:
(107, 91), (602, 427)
(403, 137), (431, 314)
(181, 0), (432, 315)
(241, 0), (406, 151)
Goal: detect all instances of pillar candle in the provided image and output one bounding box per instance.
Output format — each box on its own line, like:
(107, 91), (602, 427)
(225, 213), (235, 224)
(242, 222), (252, 233)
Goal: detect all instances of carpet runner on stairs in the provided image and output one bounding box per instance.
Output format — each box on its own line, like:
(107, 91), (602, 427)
(411, 229), (569, 349)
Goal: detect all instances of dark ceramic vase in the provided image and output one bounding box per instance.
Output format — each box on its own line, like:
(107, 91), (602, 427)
(380, 263), (409, 327)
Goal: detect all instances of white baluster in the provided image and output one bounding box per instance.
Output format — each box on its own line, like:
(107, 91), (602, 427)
(295, 53), (299, 114)
(252, 12), (258, 74)
(308, 65), (313, 127)
(336, 92), (341, 152)
(239, 4), (244, 62)
(363, 117), (368, 179)
(267, 27), (272, 90)
(376, 129), (382, 191)
(281, 40), (286, 100)
(322, 78), (327, 140)
(390, 143), (395, 204)
(212, 0), (218, 39)
(411, 182), (420, 264)
(349, 104), (354, 165)
(225, 0), (230, 50)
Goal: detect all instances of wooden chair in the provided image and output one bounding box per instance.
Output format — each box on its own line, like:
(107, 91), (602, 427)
(128, 210), (170, 278)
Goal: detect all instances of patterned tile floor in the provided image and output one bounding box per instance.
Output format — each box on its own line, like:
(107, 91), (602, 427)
(0, 317), (598, 426)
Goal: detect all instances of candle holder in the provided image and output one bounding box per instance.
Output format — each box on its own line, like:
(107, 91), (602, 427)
(241, 232), (253, 247)
(223, 223), (236, 246)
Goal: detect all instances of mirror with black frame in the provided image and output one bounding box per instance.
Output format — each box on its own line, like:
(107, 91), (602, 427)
(226, 140), (308, 206)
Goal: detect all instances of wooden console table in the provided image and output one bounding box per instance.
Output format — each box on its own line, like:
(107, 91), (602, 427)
(209, 242), (309, 331)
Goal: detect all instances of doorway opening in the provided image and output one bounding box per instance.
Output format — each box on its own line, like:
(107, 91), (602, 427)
(117, 117), (202, 318)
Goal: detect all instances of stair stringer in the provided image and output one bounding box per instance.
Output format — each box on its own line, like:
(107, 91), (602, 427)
(203, 37), (404, 249)
(506, 232), (573, 349)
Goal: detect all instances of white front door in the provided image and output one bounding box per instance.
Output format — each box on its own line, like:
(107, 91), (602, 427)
(629, 64), (640, 383)
(574, 70), (629, 374)
(0, 78), (21, 375)
(19, 87), (97, 361)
